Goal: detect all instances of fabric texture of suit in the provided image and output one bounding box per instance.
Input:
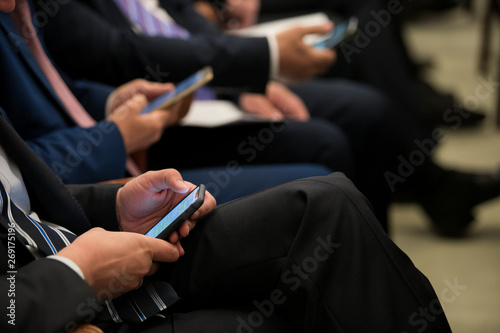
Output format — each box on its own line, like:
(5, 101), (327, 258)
(257, 0), (447, 125)
(42, 0), (271, 91)
(0, 6), (127, 184)
(0, 109), (452, 332)
(37, 0), (429, 229)
(0, 6), (335, 204)
(0, 0), (382, 216)
(0, 109), (119, 332)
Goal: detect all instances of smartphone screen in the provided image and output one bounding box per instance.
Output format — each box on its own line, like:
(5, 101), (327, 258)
(314, 17), (358, 49)
(141, 66), (213, 114)
(145, 185), (205, 239)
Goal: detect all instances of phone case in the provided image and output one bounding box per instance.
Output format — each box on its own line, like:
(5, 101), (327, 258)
(155, 184), (206, 240)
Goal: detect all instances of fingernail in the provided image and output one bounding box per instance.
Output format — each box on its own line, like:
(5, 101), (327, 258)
(176, 180), (189, 192)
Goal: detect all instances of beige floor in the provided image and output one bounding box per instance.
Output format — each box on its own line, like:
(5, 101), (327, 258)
(391, 6), (500, 333)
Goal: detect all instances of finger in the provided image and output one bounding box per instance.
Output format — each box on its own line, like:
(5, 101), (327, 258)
(285, 105), (310, 121)
(190, 189), (216, 220)
(267, 82), (308, 119)
(176, 242), (185, 257)
(258, 99), (285, 121)
(166, 231), (185, 254)
(127, 94), (149, 115)
(298, 22), (334, 37)
(147, 169), (190, 194)
(168, 230), (180, 244)
(112, 94), (148, 119)
(309, 48), (337, 70)
(241, 94), (284, 120)
(148, 236), (181, 263)
(277, 94), (310, 121)
(146, 262), (160, 276)
(148, 108), (172, 127)
(177, 220), (192, 238)
(312, 47), (337, 60)
(136, 81), (175, 101)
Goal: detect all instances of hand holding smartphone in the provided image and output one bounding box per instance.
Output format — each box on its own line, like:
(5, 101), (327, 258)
(145, 185), (206, 239)
(141, 66), (214, 114)
(313, 17), (358, 49)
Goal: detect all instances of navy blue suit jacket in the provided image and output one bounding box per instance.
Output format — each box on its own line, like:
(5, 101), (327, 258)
(0, 6), (128, 184)
(41, 0), (271, 91)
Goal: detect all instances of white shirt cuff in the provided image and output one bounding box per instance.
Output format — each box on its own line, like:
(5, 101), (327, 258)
(266, 34), (280, 81)
(48, 255), (85, 280)
(104, 92), (115, 117)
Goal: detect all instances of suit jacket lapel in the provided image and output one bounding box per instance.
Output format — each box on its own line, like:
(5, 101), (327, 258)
(0, 9), (69, 115)
(0, 111), (91, 235)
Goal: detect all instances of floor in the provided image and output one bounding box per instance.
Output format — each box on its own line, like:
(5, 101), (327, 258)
(391, 5), (500, 332)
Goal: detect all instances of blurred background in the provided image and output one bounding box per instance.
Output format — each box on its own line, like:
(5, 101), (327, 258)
(391, 2), (500, 332)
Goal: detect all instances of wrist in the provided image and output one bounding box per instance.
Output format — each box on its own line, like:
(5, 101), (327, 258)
(57, 245), (95, 288)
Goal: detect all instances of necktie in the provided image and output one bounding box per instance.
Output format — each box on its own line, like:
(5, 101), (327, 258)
(9, 0), (141, 176)
(114, 0), (217, 100)
(0, 179), (179, 323)
(0, 180), (76, 256)
(114, 0), (190, 38)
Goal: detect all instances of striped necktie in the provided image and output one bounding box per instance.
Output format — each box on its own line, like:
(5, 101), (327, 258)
(0, 179), (76, 256)
(0, 179), (179, 323)
(114, 0), (217, 100)
(9, 0), (141, 176)
(114, 0), (190, 38)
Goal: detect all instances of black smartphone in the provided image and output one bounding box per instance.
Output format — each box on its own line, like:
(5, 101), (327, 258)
(141, 66), (214, 114)
(144, 184), (206, 239)
(314, 17), (358, 49)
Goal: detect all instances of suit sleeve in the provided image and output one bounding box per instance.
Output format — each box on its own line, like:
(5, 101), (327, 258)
(0, 183), (121, 331)
(25, 121), (127, 184)
(67, 183), (122, 231)
(0, 241), (99, 333)
(42, 0), (271, 92)
(67, 79), (115, 121)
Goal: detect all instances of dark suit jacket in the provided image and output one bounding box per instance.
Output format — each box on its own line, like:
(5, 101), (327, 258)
(41, 0), (271, 91)
(0, 109), (121, 332)
(0, 7), (128, 184)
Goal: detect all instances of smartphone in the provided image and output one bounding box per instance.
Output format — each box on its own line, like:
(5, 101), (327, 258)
(145, 184), (206, 239)
(314, 17), (358, 49)
(141, 66), (214, 114)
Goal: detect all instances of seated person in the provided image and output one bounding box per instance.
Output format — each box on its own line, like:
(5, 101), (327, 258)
(29, 0), (500, 237)
(0, 0), (335, 206)
(215, 0), (484, 126)
(0, 100), (453, 332)
(0, 0), (394, 231)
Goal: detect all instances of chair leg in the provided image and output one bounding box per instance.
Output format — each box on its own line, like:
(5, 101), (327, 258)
(479, 0), (493, 74)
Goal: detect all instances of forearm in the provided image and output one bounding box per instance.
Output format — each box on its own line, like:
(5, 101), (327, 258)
(138, 35), (271, 91)
(67, 184), (122, 231)
(68, 79), (115, 121)
(42, 0), (270, 90)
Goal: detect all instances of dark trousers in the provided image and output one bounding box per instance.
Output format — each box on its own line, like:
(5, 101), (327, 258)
(150, 79), (434, 231)
(150, 79), (397, 229)
(111, 173), (451, 332)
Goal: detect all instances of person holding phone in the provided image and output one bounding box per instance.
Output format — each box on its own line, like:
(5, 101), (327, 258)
(0, 101), (452, 332)
(253, 0), (485, 126)
(4, 0), (500, 238)
(0, 1), (334, 206)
